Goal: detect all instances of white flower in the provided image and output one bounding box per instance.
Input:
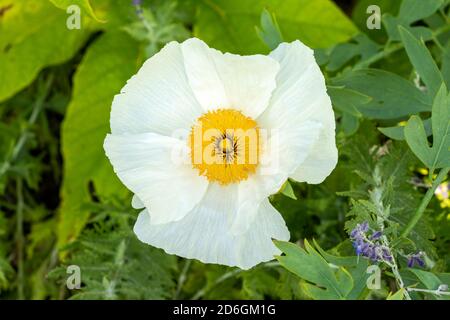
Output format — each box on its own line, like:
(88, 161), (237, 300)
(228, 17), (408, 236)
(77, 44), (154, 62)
(103, 38), (337, 269)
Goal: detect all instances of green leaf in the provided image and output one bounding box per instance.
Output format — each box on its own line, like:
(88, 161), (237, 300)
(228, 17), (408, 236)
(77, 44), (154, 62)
(378, 119), (432, 141)
(279, 180), (297, 200)
(387, 288), (405, 300)
(194, 0), (358, 55)
(328, 86), (371, 117)
(255, 9), (283, 50)
(443, 43), (450, 89)
(409, 269), (442, 290)
(383, 0), (444, 41)
(58, 31), (140, 248)
(399, 27), (444, 97)
(332, 69), (431, 119)
(326, 34), (380, 72)
(0, 0), (93, 102)
(405, 84), (450, 171)
(397, 0), (444, 25)
(275, 240), (354, 300)
(49, 0), (103, 22)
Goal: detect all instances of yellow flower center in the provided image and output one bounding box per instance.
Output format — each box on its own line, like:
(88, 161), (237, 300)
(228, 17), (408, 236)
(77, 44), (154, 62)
(189, 109), (260, 185)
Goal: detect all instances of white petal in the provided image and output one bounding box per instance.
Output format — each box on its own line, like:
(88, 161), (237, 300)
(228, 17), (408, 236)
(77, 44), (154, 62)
(231, 121), (323, 235)
(134, 184), (289, 269)
(131, 194), (144, 209)
(110, 41), (203, 137)
(181, 38), (279, 118)
(291, 124), (338, 184)
(104, 133), (208, 224)
(258, 40), (337, 184)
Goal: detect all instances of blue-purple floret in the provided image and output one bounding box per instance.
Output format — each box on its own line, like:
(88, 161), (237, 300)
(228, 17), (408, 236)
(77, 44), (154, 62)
(350, 222), (392, 263)
(407, 252), (425, 268)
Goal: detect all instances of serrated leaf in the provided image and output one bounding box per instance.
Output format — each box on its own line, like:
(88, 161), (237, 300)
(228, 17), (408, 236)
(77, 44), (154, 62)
(378, 119), (432, 141)
(275, 240), (354, 300)
(405, 84), (450, 171)
(58, 31), (140, 249)
(399, 27), (444, 97)
(194, 0), (357, 55)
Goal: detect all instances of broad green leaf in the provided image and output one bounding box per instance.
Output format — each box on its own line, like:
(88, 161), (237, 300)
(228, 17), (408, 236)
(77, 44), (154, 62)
(405, 85), (450, 171)
(328, 86), (371, 117)
(408, 269), (450, 300)
(398, 0), (444, 24)
(332, 69), (431, 119)
(378, 119), (432, 141)
(443, 43), (450, 91)
(194, 0), (358, 55)
(387, 288), (405, 300)
(328, 86), (371, 136)
(58, 31), (140, 248)
(409, 269), (442, 290)
(399, 27), (444, 97)
(0, 0), (93, 102)
(49, 0), (102, 22)
(326, 34), (380, 72)
(275, 240), (353, 300)
(383, 0), (444, 41)
(352, 0), (400, 42)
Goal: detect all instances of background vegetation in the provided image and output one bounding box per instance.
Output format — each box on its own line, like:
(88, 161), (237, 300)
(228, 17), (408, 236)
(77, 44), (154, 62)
(0, 0), (449, 300)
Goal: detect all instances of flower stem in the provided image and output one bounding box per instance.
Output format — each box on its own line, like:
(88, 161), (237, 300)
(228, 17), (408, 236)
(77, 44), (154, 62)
(401, 167), (450, 238)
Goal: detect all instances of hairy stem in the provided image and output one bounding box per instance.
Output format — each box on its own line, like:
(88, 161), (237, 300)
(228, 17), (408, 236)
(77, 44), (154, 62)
(401, 167), (450, 238)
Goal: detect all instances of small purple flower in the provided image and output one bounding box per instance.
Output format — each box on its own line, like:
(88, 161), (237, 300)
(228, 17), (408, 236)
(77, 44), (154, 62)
(360, 221), (369, 232)
(407, 252), (425, 268)
(132, 0), (142, 6)
(370, 231), (382, 240)
(350, 222), (390, 263)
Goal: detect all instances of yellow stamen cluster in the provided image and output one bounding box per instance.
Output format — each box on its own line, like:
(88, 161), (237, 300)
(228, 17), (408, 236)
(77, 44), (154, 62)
(189, 109), (260, 185)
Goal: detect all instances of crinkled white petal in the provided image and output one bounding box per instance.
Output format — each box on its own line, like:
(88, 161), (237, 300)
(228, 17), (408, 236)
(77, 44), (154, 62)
(230, 121), (323, 235)
(110, 41), (203, 137)
(181, 38), (280, 119)
(258, 40), (338, 184)
(134, 183), (289, 269)
(104, 133), (208, 224)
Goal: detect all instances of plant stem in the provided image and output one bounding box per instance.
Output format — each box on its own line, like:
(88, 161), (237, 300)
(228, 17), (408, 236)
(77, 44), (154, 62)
(401, 167), (450, 238)
(15, 178), (24, 300)
(407, 287), (450, 296)
(174, 259), (191, 299)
